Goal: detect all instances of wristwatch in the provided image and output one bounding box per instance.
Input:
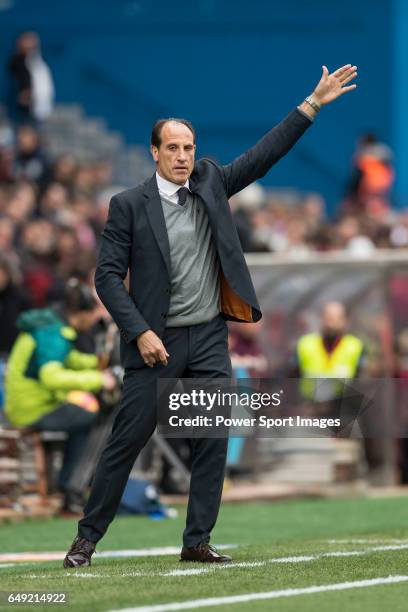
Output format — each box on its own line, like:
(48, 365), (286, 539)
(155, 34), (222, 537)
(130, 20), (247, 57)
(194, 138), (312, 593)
(305, 95), (321, 113)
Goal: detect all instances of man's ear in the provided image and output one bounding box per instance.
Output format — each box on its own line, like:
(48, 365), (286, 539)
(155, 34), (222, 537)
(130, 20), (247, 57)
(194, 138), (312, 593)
(150, 145), (159, 162)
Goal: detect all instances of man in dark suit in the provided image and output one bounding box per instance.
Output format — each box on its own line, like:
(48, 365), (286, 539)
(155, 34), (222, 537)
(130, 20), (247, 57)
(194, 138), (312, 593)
(64, 64), (357, 567)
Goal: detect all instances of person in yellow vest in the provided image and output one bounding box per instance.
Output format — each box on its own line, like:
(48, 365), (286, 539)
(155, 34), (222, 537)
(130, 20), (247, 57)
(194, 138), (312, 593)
(296, 302), (364, 408)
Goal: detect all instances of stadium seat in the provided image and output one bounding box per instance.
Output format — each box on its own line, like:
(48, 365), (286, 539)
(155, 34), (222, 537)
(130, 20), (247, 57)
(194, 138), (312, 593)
(0, 426), (66, 515)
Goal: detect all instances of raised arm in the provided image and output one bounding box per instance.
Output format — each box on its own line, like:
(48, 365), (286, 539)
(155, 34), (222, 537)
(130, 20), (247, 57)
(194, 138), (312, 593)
(221, 64), (358, 198)
(94, 196), (150, 344)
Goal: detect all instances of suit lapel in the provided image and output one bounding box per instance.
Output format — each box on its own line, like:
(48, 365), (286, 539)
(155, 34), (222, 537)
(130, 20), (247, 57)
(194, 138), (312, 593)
(143, 174), (171, 277)
(189, 171), (219, 242)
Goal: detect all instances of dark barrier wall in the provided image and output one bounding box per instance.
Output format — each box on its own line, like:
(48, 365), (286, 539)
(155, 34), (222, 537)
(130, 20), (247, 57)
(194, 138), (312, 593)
(0, 0), (397, 212)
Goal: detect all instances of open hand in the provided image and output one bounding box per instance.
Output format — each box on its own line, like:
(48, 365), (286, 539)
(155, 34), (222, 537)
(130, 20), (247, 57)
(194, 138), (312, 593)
(313, 64), (357, 106)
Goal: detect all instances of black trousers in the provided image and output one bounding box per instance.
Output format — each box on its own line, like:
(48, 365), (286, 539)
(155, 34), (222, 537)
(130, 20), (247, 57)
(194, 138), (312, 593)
(78, 314), (231, 547)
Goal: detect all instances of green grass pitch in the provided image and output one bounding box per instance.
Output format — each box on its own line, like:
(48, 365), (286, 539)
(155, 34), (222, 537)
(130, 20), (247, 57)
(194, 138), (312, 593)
(1, 496), (408, 611)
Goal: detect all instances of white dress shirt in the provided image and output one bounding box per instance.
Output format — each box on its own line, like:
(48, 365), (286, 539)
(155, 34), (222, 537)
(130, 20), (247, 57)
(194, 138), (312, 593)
(156, 172), (190, 204)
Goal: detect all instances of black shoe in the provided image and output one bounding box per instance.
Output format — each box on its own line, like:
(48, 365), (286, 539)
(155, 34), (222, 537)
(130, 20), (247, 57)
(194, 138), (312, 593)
(63, 535), (96, 568)
(180, 543), (232, 563)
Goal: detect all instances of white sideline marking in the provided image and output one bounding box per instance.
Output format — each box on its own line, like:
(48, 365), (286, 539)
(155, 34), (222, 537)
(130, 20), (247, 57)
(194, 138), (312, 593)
(8, 542), (408, 579)
(66, 571), (145, 578)
(269, 544), (408, 565)
(109, 575), (408, 611)
(41, 564), (264, 579)
(328, 539), (408, 545)
(3, 541), (408, 578)
(161, 544), (408, 575)
(165, 562), (264, 576)
(0, 545), (237, 564)
(0, 563), (32, 570)
(269, 555), (315, 563)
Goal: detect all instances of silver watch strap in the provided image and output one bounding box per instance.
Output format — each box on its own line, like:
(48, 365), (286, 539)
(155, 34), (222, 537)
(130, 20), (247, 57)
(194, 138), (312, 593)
(305, 95), (321, 112)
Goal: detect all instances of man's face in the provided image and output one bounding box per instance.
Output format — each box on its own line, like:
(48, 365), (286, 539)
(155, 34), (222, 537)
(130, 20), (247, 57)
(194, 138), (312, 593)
(321, 303), (347, 337)
(151, 121), (195, 185)
(17, 126), (39, 153)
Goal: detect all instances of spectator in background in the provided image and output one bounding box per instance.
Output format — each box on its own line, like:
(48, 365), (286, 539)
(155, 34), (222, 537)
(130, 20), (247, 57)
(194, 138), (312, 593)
(346, 132), (394, 218)
(5, 181), (37, 227)
(0, 256), (31, 356)
(284, 218), (311, 255)
(8, 33), (33, 121)
(40, 182), (70, 220)
(4, 279), (116, 513)
(50, 154), (77, 193)
(91, 187), (125, 242)
(230, 183), (266, 252)
(303, 193), (326, 235)
(8, 32), (54, 123)
(0, 215), (17, 253)
(71, 194), (98, 253)
(73, 164), (97, 197)
(228, 321), (269, 378)
(92, 160), (113, 191)
(296, 302), (364, 380)
(227, 321), (269, 477)
(14, 124), (48, 186)
(55, 226), (82, 279)
(295, 302), (365, 418)
(20, 218), (60, 306)
(334, 215), (376, 255)
(0, 124), (15, 183)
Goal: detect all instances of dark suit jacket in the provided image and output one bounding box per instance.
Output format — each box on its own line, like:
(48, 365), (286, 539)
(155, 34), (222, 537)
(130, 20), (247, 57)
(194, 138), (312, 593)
(95, 108), (312, 368)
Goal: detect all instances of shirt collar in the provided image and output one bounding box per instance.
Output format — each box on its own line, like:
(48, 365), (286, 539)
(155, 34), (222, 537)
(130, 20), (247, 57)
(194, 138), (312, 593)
(155, 172), (190, 197)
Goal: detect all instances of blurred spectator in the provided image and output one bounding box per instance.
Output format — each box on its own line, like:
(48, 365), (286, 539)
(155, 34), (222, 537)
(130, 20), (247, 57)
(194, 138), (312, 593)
(334, 216), (376, 255)
(294, 302), (365, 434)
(228, 321), (269, 377)
(20, 218), (61, 306)
(73, 164), (97, 196)
(295, 302), (364, 386)
(8, 32), (54, 122)
(40, 182), (70, 220)
(0, 256), (31, 355)
(0, 124), (15, 183)
(303, 193), (326, 234)
(346, 132), (394, 217)
(50, 154), (77, 191)
(5, 181), (37, 227)
(91, 187), (124, 240)
(13, 124), (48, 186)
(230, 183), (266, 252)
(4, 279), (116, 513)
(227, 320), (269, 477)
(92, 160), (113, 189)
(284, 219), (311, 255)
(0, 215), (16, 252)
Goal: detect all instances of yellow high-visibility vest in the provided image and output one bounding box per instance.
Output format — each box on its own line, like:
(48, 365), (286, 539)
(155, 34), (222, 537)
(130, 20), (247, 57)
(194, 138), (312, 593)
(297, 333), (363, 400)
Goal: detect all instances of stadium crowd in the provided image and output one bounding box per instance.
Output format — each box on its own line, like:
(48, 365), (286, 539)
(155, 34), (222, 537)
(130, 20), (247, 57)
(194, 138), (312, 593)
(0, 117), (400, 353)
(0, 127), (116, 352)
(231, 132), (397, 255)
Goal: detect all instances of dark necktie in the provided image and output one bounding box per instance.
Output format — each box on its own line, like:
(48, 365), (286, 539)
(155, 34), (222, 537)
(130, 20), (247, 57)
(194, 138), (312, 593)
(177, 186), (190, 206)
